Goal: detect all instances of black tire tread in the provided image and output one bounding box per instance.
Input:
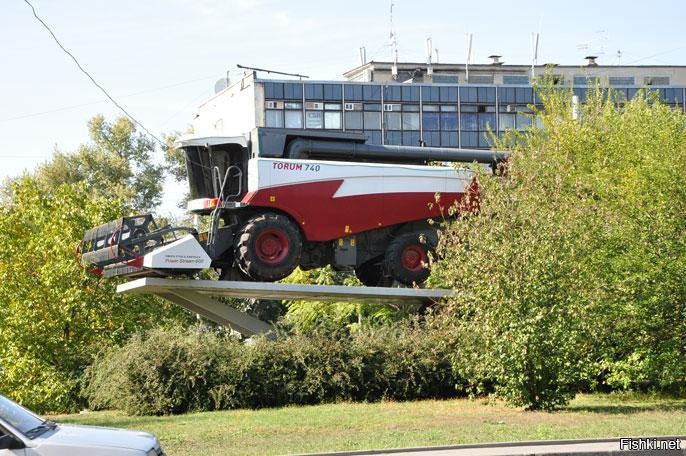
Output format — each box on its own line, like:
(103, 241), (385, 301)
(235, 213), (302, 282)
(384, 230), (434, 286)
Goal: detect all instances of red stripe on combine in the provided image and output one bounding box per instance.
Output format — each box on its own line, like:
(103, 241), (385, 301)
(242, 180), (468, 241)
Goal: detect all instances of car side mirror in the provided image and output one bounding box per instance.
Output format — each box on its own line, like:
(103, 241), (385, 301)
(0, 434), (24, 450)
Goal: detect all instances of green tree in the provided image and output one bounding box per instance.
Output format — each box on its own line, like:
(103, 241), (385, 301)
(34, 115), (164, 212)
(0, 177), (191, 413)
(431, 82), (686, 409)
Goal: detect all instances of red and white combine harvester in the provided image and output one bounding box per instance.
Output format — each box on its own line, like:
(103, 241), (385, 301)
(79, 128), (507, 286)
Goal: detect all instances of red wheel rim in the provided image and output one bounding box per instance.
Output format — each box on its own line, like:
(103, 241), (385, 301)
(254, 229), (289, 265)
(401, 245), (427, 272)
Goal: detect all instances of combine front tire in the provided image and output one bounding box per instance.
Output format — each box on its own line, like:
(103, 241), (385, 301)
(235, 213), (302, 281)
(384, 232), (433, 286)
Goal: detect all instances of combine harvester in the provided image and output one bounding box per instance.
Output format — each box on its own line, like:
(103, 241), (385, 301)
(79, 127), (507, 335)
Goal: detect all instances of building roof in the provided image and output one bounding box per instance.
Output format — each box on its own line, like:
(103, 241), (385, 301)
(343, 60), (686, 78)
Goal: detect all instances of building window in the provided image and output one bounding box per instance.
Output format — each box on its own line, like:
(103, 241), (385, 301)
(265, 110), (284, 128)
(422, 112), (440, 131)
(461, 113), (478, 131)
(516, 113), (533, 130)
(384, 112), (402, 130)
(467, 75), (494, 84)
(478, 113), (495, 131)
(345, 112), (363, 129)
(498, 113), (516, 131)
(363, 112), (381, 129)
(324, 111), (341, 129)
(402, 112), (420, 130)
(440, 112), (458, 131)
(433, 74), (459, 84)
(503, 75), (529, 85)
(609, 76), (634, 86)
(285, 110), (302, 128)
(305, 111), (323, 129)
(644, 76), (670, 86)
(573, 76), (599, 86)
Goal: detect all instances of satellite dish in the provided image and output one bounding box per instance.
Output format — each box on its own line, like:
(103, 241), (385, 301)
(214, 77), (229, 94)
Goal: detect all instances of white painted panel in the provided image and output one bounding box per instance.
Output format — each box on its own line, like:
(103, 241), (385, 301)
(143, 235), (211, 270)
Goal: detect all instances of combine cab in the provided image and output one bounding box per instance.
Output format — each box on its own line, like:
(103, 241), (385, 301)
(79, 128), (507, 286)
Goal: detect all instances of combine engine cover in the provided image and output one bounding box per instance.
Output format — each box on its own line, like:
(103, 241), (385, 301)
(241, 158), (475, 241)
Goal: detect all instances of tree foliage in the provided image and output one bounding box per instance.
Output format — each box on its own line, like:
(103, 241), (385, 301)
(431, 83), (686, 409)
(34, 115), (164, 212)
(0, 114), (194, 412)
(0, 177), (191, 412)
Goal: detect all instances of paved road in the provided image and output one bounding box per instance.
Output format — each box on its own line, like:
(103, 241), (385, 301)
(301, 437), (686, 456)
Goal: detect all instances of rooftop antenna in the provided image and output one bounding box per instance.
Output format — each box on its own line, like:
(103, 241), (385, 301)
(426, 37), (433, 76)
(390, 1), (398, 79)
(435, 48), (439, 64)
(465, 33), (473, 83)
(531, 32), (540, 81)
(616, 49), (622, 65)
(359, 46), (367, 65)
(531, 14), (542, 82)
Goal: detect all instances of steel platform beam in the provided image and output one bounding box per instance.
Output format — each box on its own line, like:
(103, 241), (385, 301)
(118, 278), (455, 337)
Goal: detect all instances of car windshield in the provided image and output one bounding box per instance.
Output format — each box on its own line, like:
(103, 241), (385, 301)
(0, 395), (44, 435)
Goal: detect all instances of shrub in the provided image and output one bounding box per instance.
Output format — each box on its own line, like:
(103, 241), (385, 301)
(430, 81), (686, 409)
(83, 326), (244, 415)
(83, 322), (462, 415)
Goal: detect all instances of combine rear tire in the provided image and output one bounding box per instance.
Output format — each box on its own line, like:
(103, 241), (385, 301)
(384, 232), (433, 286)
(235, 213), (302, 281)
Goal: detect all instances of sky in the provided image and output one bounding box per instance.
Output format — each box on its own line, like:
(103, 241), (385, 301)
(1, 0), (685, 214)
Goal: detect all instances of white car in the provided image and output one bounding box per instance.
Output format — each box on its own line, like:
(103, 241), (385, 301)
(0, 394), (165, 456)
